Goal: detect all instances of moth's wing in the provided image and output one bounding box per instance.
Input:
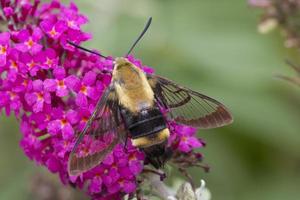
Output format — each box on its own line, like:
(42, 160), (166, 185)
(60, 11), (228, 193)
(147, 74), (233, 129)
(68, 84), (125, 176)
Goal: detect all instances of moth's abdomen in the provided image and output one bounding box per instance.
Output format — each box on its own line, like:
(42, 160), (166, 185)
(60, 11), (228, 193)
(121, 106), (166, 137)
(120, 105), (171, 167)
(131, 128), (170, 148)
(143, 141), (173, 169)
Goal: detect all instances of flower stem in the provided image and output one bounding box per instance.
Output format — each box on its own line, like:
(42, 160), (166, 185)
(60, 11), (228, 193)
(38, 133), (51, 141)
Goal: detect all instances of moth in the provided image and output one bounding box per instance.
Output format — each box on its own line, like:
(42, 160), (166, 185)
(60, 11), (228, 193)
(67, 17), (233, 176)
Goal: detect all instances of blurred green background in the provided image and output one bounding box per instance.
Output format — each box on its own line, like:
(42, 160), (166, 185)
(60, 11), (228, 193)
(1, 0), (300, 199)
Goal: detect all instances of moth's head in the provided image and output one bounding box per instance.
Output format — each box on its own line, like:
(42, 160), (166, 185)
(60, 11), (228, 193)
(112, 57), (143, 88)
(114, 57), (132, 70)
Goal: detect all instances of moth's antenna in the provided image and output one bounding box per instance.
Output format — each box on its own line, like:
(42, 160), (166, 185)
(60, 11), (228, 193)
(67, 41), (108, 59)
(126, 17), (152, 56)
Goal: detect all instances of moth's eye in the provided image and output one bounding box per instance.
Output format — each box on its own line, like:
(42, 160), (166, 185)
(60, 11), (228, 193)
(116, 65), (123, 70)
(116, 63), (129, 70)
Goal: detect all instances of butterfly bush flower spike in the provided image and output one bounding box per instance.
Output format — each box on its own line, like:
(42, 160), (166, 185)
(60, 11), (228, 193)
(249, 0), (300, 46)
(0, 1), (209, 199)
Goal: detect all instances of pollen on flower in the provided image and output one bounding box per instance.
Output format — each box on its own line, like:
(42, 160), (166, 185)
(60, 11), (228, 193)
(80, 85), (88, 95)
(9, 91), (16, 100)
(57, 80), (65, 87)
(68, 20), (75, 28)
(28, 60), (36, 69)
(0, 45), (7, 54)
(129, 154), (136, 161)
(112, 163), (118, 169)
(118, 179), (125, 186)
(63, 140), (69, 147)
(49, 28), (57, 37)
(9, 60), (17, 69)
(81, 147), (90, 157)
(182, 136), (188, 142)
(22, 79), (28, 87)
(60, 119), (68, 127)
(37, 93), (43, 101)
(46, 114), (51, 121)
(25, 38), (34, 48)
(82, 116), (88, 123)
(46, 58), (53, 66)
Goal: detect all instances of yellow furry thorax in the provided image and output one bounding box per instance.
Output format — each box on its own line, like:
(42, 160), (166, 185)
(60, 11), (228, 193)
(112, 57), (154, 113)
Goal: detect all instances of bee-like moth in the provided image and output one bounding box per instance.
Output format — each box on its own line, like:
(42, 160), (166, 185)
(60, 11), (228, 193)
(67, 18), (233, 176)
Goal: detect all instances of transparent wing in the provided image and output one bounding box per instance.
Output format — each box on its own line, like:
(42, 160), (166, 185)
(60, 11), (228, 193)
(68, 84), (124, 176)
(148, 74), (233, 129)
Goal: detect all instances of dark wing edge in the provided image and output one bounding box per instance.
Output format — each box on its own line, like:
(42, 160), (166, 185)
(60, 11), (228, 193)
(68, 84), (123, 176)
(147, 74), (233, 129)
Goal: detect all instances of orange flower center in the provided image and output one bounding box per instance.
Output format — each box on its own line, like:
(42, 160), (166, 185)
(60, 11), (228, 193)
(37, 93), (43, 101)
(46, 114), (51, 121)
(82, 116), (88, 122)
(22, 79), (28, 87)
(60, 119), (67, 126)
(129, 154), (136, 161)
(9, 92), (16, 100)
(58, 80), (65, 87)
(67, 20), (75, 27)
(80, 85), (87, 94)
(26, 38), (34, 48)
(118, 179), (125, 186)
(46, 57), (53, 66)
(49, 28), (57, 37)
(63, 142), (69, 149)
(0, 45), (7, 54)
(82, 148), (89, 156)
(28, 60), (36, 69)
(182, 136), (188, 142)
(10, 60), (17, 69)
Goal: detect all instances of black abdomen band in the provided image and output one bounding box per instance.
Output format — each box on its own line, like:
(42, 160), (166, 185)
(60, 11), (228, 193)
(121, 106), (166, 139)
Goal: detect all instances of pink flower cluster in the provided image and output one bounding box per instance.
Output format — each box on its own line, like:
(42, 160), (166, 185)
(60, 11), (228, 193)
(0, 0), (205, 199)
